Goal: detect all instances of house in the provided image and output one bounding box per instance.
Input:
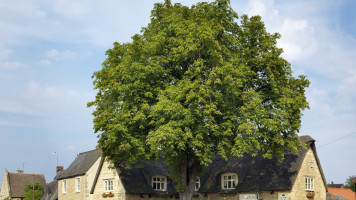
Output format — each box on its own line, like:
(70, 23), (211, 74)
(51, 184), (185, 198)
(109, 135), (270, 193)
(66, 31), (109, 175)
(55, 135), (328, 200)
(0, 168), (46, 200)
(328, 188), (355, 200)
(55, 149), (103, 200)
(328, 182), (344, 189)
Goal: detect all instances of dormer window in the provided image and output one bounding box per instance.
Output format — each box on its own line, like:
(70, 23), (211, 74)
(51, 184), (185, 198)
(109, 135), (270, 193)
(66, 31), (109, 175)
(221, 173), (237, 189)
(152, 176), (167, 191)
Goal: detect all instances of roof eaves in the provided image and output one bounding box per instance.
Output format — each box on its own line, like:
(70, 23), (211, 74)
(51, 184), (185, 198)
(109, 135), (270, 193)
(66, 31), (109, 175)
(56, 173), (86, 180)
(6, 170), (11, 197)
(311, 142), (328, 192)
(90, 156), (105, 194)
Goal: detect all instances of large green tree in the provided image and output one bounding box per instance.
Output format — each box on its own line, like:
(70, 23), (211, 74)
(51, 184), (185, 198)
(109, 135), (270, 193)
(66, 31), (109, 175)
(344, 175), (356, 192)
(23, 182), (43, 200)
(88, 0), (309, 199)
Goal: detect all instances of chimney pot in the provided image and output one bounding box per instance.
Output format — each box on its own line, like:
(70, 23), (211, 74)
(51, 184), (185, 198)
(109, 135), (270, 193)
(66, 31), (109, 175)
(16, 168), (24, 174)
(56, 166), (64, 174)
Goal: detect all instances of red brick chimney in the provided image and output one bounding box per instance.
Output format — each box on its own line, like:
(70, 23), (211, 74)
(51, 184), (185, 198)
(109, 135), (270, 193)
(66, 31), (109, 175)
(56, 166), (64, 174)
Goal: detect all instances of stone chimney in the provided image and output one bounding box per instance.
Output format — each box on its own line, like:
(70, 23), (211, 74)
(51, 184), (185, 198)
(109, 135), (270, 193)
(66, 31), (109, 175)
(16, 168), (24, 174)
(56, 166), (64, 174)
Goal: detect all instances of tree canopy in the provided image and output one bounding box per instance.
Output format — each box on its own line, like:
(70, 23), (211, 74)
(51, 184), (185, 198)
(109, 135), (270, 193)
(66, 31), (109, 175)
(344, 175), (356, 192)
(23, 182), (43, 200)
(88, 0), (309, 199)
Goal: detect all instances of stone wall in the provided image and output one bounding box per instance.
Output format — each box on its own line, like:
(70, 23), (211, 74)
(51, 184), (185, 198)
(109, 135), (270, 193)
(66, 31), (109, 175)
(85, 156), (101, 200)
(290, 148), (326, 200)
(89, 159), (125, 200)
(58, 175), (85, 200)
(0, 169), (10, 200)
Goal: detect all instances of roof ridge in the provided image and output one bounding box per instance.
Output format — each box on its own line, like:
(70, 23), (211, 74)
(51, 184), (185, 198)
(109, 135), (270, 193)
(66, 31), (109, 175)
(8, 172), (44, 176)
(77, 149), (100, 156)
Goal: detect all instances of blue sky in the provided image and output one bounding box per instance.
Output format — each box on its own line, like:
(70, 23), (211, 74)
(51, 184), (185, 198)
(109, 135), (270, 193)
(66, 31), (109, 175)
(0, 0), (355, 185)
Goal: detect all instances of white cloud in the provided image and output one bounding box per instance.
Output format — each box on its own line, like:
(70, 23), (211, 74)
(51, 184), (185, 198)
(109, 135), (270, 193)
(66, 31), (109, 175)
(62, 50), (76, 59)
(0, 61), (26, 70)
(47, 49), (60, 58)
(0, 44), (12, 60)
(21, 80), (91, 116)
(45, 49), (76, 61)
(39, 59), (51, 65)
(0, 99), (33, 114)
(52, 0), (89, 19)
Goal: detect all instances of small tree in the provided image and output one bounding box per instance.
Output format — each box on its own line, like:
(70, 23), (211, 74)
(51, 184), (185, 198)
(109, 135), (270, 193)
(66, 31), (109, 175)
(344, 175), (356, 192)
(23, 182), (43, 200)
(89, 0), (309, 200)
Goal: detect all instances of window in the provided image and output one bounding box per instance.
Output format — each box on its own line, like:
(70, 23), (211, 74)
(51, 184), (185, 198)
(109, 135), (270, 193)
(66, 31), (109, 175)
(62, 180), (67, 193)
(195, 177), (200, 191)
(305, 177), (314, 191)
(76, 178), (81, 192)
(221, 173), (237, 189)
(105, 179), (114, 192)
(152, 176), (167, 191)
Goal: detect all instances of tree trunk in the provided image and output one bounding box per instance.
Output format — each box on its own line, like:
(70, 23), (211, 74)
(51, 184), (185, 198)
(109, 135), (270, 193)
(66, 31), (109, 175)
(179, 157), (198, 200)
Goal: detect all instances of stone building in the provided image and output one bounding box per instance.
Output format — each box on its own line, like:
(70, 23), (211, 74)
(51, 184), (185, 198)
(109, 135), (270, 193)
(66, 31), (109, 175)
(0, 168), (46, 200)
(56, 149), (102, 200)
(54, 135), (328, 200)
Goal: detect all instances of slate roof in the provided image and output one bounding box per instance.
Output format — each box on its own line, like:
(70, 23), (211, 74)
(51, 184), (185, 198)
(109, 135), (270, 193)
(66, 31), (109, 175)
(117, 135), (327, 194)
(66, 135), (326, 195)
(199, 135), (325, 193)
(7, 172), (46, 198)
(40, 180), (58, 200)
(119, 160), (177, 194)
(56, 149), (102, 180)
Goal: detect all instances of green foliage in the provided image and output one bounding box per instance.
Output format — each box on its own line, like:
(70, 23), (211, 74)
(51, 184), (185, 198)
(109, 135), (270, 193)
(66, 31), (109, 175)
(344, 175), (356, 192)
(89, 0), (309, 195)
(23, 182), (43, 200)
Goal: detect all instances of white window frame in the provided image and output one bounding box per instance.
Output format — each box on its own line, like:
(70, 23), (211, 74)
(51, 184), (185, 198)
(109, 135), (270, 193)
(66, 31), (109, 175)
(75, 178), (81, 192)
(305, 177), (314, 191)
(62, 180), (67, 193)
(195, 177), (200, 191)
(104, 179), (114, 192)
(152, 176), (167, 191)
(221, 173), (238, 189)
